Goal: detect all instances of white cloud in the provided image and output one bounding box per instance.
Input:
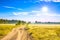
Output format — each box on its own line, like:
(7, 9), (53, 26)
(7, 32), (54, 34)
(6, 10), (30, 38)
(52, 0), (60, 2)
(13, 12), (28, 16)
(3, 6), (23, 10)
(13, 12), (21, 15)
(22, 12), (28, 15)
(39, 0), (60, 2)
(17, 8), (22, 10)
(28, 10), (60, 22)
(3, 6), (15, 9)
(31, 10), (60, 17)
(44, 13), (60, 16)
(33, 0), (40, 3)
(13, 10), (60, 17)
(32, 10), (39, 12)
(12, 10), (60, 22)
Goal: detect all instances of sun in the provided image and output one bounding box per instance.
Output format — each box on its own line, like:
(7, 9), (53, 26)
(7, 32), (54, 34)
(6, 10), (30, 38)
(42, 7), (48, 12)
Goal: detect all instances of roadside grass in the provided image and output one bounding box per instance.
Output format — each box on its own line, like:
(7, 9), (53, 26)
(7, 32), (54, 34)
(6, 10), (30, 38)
(0, 24), (16, 39)
(0, 24), (60, 40)
(27, 24), (60, 40)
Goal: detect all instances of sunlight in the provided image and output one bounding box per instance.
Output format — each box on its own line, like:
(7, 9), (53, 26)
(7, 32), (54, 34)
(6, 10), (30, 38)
(42, 7), (48, 12)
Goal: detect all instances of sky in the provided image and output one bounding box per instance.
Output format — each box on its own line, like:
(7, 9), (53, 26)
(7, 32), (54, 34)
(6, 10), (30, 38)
(0, 0), (60, 22)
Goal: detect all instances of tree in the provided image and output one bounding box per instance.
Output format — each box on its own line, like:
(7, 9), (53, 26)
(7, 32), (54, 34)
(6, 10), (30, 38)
(35, 21), (37, 23)
(21, 21), (26, 25)
(16, 21), (21, 25)
(16, 21), (26, 25)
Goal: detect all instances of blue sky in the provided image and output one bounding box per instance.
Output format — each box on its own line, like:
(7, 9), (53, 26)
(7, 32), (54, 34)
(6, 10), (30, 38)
(0, 0), (60, 22)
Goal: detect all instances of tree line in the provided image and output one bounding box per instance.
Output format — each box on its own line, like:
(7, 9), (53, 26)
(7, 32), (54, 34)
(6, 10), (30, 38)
(0, 19), (31, 25)
(0, 19), (18, 24)
(35, 21), (60, 24)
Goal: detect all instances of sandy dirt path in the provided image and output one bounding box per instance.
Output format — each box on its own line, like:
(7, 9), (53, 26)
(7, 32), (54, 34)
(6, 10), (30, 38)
(1, 27), (32, 40)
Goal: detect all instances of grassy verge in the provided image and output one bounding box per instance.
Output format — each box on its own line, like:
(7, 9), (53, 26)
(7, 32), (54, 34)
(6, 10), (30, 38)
(0, 24), (60, 40)
(0, 24), (16, 39)
(27, 24), (60, 40)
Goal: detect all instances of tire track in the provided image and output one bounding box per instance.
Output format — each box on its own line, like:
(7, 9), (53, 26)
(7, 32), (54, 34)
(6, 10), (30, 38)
(1, 27), (33, 40)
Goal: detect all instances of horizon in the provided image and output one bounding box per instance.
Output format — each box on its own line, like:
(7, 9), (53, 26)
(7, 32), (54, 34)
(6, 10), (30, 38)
(0, 0), (60, 22)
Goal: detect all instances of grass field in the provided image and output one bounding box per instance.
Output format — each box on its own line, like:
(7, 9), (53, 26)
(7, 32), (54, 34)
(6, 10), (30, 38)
(27, 24), (60, 40)
(28, 24), (60, 28)
(0, 24), (60, 40)
(0, 24), (16, 39)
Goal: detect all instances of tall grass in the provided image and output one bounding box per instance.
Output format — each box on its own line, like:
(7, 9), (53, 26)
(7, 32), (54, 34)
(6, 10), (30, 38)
(0, 24), (15, 39)
(0, 24), (60, 40)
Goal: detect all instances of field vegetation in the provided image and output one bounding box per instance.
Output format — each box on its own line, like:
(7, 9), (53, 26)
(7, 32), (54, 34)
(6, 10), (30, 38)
(0, 24), (15, 39)
(27, 24), (60, 40)
(0, 24), (60, 40)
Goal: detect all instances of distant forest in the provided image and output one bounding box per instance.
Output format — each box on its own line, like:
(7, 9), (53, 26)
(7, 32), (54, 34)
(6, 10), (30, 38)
(35, 21), (60, 24)
(0, 19), (26, 24)
(0, 19), (60, 24)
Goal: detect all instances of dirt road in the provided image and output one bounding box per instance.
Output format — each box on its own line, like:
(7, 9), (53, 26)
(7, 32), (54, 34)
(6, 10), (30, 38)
(1, 27), (32, 40)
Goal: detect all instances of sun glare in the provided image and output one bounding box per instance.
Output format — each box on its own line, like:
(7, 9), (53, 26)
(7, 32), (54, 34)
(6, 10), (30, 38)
(42, 7), (48, 12)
